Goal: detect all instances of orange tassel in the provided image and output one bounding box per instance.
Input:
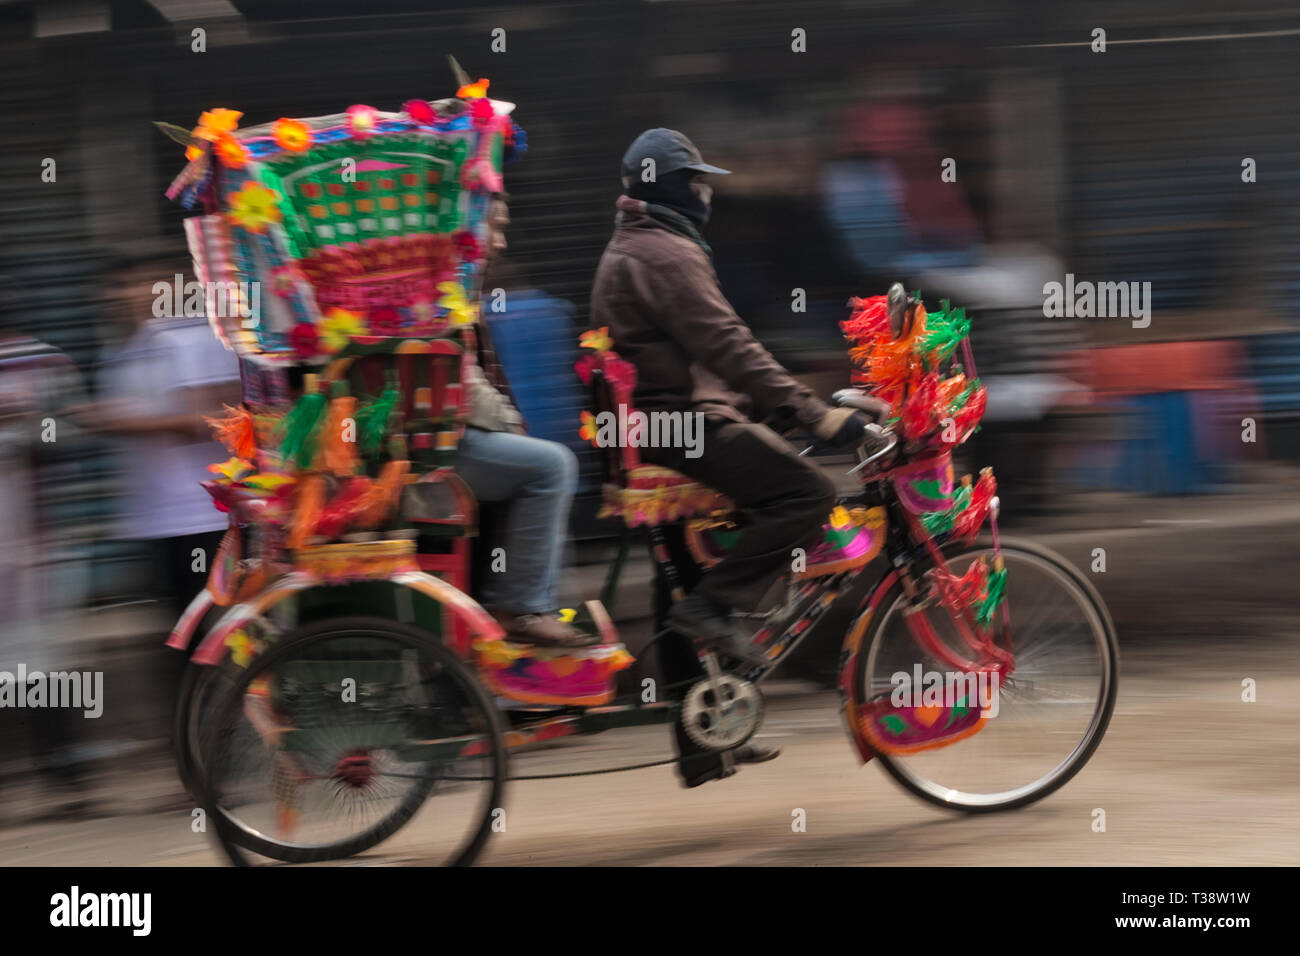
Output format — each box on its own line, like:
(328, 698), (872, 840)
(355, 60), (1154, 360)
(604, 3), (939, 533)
(314, 395), (358, 476)
(204, 404), (257, 460)
(355, 459), (411, 528)
(287, 474), (327, 550)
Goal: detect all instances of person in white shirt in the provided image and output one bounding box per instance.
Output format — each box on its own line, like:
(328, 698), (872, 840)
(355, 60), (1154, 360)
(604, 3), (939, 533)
(92, 258), (242, 624)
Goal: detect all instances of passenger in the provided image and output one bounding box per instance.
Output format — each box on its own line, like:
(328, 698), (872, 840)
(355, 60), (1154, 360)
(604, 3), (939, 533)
(456, 195), (593, 648)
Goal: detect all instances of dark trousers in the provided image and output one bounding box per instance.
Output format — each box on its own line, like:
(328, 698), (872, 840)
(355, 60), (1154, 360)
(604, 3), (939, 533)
(644, 417), (836, 782)
(643, 417), (836, 612)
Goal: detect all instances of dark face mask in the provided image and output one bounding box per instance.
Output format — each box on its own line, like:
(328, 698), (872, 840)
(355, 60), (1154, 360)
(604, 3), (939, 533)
(628, 169), (712, 228)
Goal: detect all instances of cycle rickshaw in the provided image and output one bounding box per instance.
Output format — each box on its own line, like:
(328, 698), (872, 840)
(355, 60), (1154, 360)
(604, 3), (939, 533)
(161, 78), (1117, 866)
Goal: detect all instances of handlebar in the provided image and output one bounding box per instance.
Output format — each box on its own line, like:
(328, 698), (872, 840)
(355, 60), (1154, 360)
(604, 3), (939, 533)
(847, 423), (898, 474)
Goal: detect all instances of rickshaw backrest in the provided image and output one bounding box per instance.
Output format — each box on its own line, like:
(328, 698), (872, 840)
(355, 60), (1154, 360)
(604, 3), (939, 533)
(326, 332), (473, 468)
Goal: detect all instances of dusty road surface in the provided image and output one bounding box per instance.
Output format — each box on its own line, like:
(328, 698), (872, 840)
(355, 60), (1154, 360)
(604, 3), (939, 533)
(0, 651), (1295, 867)
(2, 489), (1298, 866)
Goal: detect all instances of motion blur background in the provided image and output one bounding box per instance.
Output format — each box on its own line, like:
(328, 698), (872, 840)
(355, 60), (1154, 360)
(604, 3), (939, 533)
(0, 0), (1298, 861)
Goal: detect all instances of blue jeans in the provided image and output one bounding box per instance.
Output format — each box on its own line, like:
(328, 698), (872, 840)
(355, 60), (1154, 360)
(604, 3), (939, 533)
(455, 427), (579, 614)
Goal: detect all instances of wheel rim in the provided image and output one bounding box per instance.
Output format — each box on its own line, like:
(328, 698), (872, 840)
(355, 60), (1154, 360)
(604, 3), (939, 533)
(864, 545), (1114, 808)
(203, 625), (502, 863)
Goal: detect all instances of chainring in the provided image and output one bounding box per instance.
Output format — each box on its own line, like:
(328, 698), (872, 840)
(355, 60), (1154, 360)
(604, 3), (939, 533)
(680, 674), (764, 752)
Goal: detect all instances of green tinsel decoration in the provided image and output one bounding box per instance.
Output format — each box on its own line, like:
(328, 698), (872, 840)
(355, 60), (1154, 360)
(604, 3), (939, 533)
(921, 299), (971, 363)
(922, 481), (971, 536)
(976, 565), (1007, 629)
(354, 385), (400, 456)
(949, 377), (980, 412)
(275, 389), (328, 469)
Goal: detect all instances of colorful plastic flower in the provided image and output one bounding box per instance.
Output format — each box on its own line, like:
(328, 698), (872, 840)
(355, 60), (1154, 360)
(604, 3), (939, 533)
(579, 410), (599, 443)
(436, 281), (476, 326)
(199, 108), (242, 134)
(469, 98), (495, 128)
(227, 181), (282, 232)
(289, 321), (319, 358)
(320, 308), (366, 352)
(457, 78), (490, 99)
(214, 133), (250, 169)
(346, 104), (379, 140)
(557, 608), (577, 623)
(273, 118), (312, 153)
(185, 108), (243, 161)
(579, 326), (612, 351)
(404, 99), (436, 124)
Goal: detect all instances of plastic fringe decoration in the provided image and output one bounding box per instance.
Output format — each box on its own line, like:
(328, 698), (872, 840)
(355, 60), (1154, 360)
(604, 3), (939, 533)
(921, 480), (972, 537)
(355, 459), (411, 528)
(276, 390), (327, 470)
(287, 474), (327, 550)
(315, 395), (359, 475)
(354, 386), (400, 456)
(920, 300), (970, 365)
(976, 564), (1007, 629)
(204, 404), (257, 460)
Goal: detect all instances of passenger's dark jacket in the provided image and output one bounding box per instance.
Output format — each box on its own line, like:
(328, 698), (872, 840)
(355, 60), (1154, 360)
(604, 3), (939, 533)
(590, 200), (831, 429)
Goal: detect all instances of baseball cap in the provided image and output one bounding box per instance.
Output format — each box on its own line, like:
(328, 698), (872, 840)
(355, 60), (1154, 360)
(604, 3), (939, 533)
(620, 128), (731, 179)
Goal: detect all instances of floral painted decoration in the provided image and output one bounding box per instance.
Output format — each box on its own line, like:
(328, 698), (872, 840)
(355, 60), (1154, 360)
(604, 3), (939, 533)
(320, 308), (366, 352)
(227, 181), (283, 232)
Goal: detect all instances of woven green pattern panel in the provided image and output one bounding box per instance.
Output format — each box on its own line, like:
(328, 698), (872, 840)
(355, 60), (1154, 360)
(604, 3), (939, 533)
(257, 132), (473, 260)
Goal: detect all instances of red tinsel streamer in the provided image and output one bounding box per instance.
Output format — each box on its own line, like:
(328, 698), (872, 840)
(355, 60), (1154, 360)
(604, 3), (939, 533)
(899, 372), (941, 441)
(952, 470), (997, 541)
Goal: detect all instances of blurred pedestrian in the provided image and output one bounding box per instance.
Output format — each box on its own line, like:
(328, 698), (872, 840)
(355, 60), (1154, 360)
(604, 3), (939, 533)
(90, 256), (241, 629)
(0, 277), (95, 816)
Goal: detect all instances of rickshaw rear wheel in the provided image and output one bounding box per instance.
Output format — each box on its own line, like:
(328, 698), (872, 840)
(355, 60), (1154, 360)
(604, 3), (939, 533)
(196, 616), (507, 866)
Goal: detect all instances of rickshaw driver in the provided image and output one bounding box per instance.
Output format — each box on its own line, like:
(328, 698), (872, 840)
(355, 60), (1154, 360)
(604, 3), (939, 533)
(591, 129), (886, 786)
(592, 129), (881, 657)
(451, 195), (596, 649)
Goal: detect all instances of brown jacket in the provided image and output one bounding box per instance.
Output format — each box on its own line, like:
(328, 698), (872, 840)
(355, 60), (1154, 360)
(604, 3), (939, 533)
(590, 209), (830, 429)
